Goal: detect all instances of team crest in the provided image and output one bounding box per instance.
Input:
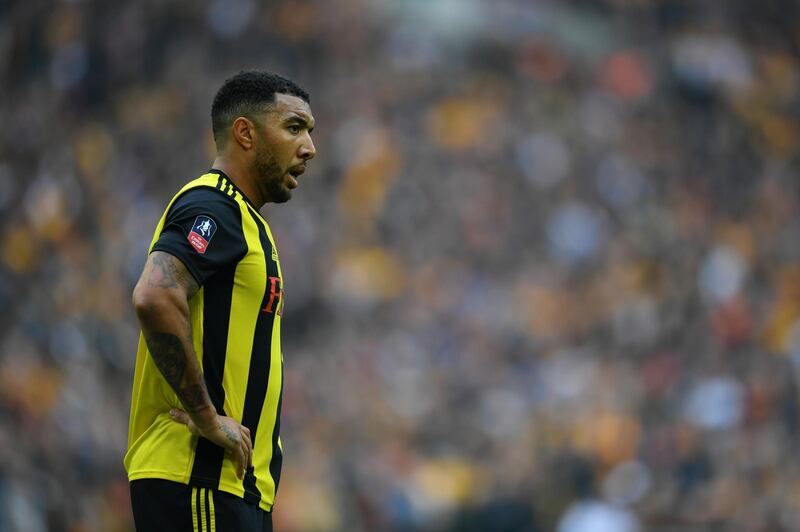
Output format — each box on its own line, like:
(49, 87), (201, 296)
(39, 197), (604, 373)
(187, 215), (217, 254)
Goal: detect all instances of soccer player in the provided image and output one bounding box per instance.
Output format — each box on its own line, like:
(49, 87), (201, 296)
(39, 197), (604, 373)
(125, 70), (315, 531)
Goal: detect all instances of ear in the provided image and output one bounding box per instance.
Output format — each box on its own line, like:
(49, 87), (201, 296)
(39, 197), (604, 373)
(231, 117), (256, 150)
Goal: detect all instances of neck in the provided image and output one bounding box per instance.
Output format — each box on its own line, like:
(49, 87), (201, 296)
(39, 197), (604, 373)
(212, 156), (265, 209)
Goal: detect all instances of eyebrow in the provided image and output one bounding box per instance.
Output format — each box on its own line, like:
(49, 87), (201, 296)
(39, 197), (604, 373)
(285, 113), (315, 131)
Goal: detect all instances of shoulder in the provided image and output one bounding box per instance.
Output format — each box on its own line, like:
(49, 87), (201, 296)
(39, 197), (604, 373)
(172, 185), (239, 209)
(154, 183), (248, 269)
(168, 186), (243, 225)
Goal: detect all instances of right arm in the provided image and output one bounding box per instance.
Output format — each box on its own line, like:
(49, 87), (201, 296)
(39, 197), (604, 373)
(132, 251), (252, 478)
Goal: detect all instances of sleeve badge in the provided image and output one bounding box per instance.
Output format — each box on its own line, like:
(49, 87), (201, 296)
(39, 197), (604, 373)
(187, 215), (218, 254)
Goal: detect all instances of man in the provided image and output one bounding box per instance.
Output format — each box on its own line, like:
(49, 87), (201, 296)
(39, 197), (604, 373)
(126, 70), (316, 531)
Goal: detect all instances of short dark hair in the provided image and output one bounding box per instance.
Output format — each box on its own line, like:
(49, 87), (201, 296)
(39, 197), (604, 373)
(211, 70), (310, 145)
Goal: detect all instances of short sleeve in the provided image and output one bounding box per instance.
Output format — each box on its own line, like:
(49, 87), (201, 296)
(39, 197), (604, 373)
(151, 187), (247, 285)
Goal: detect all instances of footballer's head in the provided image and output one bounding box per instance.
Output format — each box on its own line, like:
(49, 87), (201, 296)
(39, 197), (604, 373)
(212, 70), (315, 203)
(211, 70), (310, 146)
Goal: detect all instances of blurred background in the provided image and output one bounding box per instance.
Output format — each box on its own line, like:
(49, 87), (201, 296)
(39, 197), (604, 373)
(2, 0), (800, 530)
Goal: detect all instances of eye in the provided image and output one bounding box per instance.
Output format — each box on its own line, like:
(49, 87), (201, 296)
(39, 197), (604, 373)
(288, 125), (301, 134)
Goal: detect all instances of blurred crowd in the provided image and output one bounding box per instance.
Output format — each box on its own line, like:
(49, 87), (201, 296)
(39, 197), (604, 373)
(2, 0), (800, 530)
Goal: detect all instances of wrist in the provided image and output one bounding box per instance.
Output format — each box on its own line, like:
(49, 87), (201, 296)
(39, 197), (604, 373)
(189, 405), (218, 430)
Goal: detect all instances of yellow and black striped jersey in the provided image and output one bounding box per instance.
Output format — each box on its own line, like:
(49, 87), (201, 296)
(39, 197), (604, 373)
(125, 169), (285, 512)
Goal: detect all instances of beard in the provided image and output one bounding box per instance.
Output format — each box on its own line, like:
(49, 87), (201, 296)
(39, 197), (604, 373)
(254, 142), (292, 204)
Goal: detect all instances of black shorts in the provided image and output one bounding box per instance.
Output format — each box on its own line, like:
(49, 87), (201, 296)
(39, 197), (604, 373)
(130, 479), (273, 532)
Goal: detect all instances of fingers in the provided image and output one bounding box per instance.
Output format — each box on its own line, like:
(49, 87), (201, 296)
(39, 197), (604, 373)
(240, 440), (250, 472)
(230, 432), (252, 479)
(169, 409), (190, 425)
(170, 408), (201, 436)
(189, 416), (252, 479)
(233, 443), (246, 479)
(241, 426), (253, 469)
(240, 438), (252, 470)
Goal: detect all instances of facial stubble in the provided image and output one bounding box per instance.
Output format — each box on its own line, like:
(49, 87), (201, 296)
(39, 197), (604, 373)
(254, 132), (292, 204)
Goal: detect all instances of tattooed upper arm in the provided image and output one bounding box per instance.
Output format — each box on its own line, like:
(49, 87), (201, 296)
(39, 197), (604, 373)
(143, 251), (200, 300)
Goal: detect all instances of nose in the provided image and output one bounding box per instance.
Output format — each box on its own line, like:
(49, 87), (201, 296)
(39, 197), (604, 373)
(298, 133), (316, 161)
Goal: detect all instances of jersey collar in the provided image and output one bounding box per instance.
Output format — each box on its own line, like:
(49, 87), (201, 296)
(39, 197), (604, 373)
(209, 168), (258, 209)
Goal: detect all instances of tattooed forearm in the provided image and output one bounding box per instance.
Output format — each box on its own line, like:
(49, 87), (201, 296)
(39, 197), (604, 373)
(147, 252), (200, 298)
(181, 383), (210, 413)
(145, 332), (186, 386)
(144, 331), (211, 414)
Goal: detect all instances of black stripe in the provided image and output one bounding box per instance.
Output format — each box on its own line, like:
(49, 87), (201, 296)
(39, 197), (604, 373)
(189, 236), (241, 488)
(239, 206), (280, 505)
(215, 174), (224, 191)
(204, 488), (212, 532)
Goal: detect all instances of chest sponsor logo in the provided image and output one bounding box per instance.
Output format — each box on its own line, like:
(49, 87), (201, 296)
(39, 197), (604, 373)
(187, 215), (217, 254)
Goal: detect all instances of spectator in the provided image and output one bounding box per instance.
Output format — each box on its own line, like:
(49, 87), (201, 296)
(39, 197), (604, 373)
(1, 0), (800, 530)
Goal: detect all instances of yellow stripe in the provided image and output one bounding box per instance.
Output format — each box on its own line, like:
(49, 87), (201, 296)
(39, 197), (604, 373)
(190, 287), (205, 372)
(200, 488), (208, 532)
(209, 489), (216, 532)
(217, 200), (266, 495)
(191, 487), (199, 532)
